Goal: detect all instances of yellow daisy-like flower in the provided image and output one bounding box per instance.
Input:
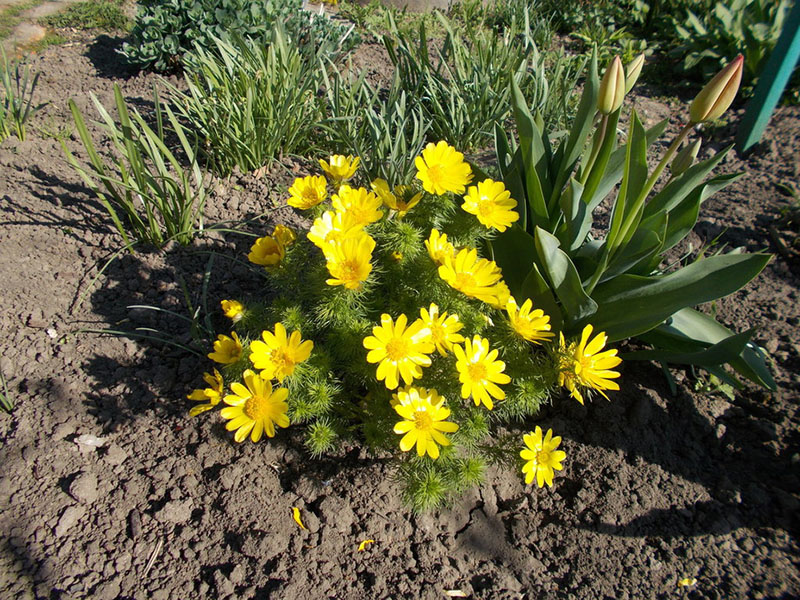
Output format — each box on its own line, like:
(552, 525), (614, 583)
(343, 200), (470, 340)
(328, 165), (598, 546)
(462, 179), (520, 232)
(272, 224), (296, 248)
(439, 248), (504, 305)
(425, 228), (456, 266)
(506, 298), (554, 344)
(208, 332), (243, 364)
(319, 154), (360, 183)
(419, 303), (464, 356)
(331, 185), (384, 226)
(307, 210), (364, 251)
(187, 369), (224, 416)
(558, 325), (622, 404)
(520, 426), (566, 488)
(486, 280), (511, 310)
(220, 299), (244, 322)
(287, 175), (327, 210)
(248, 235), (284, 267)
(249, 322), (313, 382)
(393, 387), (459, 459)
(323, 234), (376, 290)
(221, 370), (289, 442)
(415, 141), (473, 195)
(371, 179), (423, 217)
(453, 335), (510, 410)
(363, 313), (434, 390)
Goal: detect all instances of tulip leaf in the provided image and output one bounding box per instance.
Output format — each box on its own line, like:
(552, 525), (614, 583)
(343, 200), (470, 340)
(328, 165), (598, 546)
(534, 227), (598, 324)
(608, 110), (648, 251)
(511, 77), (549, 229)
(601, 223), (664, 282)
(625, 328), (754, 368)
(637, 308), (776, 390)
(558, 178), (591, 251)
(581, 108), (620, 207)
(520, 264), (563, 332)
(488, 224), (536, 298)
(587, 253), (771, 341)
(556, 48), (598, 187)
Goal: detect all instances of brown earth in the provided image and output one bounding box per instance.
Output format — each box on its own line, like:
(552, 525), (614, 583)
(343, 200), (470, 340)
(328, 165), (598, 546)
(0, 29), (799, 600)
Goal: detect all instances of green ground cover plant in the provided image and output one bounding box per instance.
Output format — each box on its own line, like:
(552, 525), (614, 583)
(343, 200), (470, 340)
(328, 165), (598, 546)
(122, 0), (358, 73)
(40, 0), (131, 31)
(0, 48), (44, 142)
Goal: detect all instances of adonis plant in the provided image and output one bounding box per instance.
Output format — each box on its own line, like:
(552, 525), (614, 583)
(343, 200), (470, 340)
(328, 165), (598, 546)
(188, 144), (623, 509)
(490, 52), (775, 391)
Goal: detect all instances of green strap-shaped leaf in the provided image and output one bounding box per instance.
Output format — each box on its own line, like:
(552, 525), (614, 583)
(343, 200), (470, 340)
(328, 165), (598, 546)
(625, 328), (755, 368)
(534, 227), (598, 324)
(637, 308), (776, 390)
(488, 224), (537, 298)
(607, 110), (648, 253)
(520, 264), (564, 333)
(557, 178), (591, 251)
(586, 253), (771, 341)
(644, 145), (733, 217)
(581, 108), (620, 207)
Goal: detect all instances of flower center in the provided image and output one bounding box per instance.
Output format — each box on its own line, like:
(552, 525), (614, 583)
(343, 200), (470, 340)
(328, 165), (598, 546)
(413, 410), (433, 432)
(453, 272), (476, 291)
(303, 188), (319, 202)
(537, 450), (550, 465)
(244, 394), (269, 420)
(431, 324), (446, 345)
(386, 337), (409, 361)
(426, 164), (444, 185)
(270, 348), (292, 372)
(477, 198), (494, 218)
(337, 259), (362, 282)
(467, 362), (487, 382)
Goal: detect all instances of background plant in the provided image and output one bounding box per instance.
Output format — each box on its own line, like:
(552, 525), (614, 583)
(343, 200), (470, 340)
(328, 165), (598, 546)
(64, 84), (207, 248)
(40, 0), (130, 31)
(122, 0), (359, 73)
(489, 53), (774, 390)
(0, 48), (44, 142)
(164, 31), (327, 175)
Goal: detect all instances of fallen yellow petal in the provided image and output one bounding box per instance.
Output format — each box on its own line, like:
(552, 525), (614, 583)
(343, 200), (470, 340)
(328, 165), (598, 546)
(444, 591), (468, 598)
(291, 507), (306, 530)
(678, 577), (697, 587)
(357, 539), (375, 552)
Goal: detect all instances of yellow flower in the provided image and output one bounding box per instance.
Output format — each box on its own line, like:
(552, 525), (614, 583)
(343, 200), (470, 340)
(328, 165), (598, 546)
(393, 387), (459, 459)
(506, 298), (554, 344)
(363, 313), (434, 390)
(323, 234), (376, 290)
(307, 210), (364, 251)
(220, 299), (244, 322)
(425, 228), (456, 266)
(371, 179), (422, 217)
(438, 248), (504, 305)
(486, 280), (511, 310)
(520, 426), (566, 488)
(331, 185), (384, 226)
(187, 369), (224, 416)
(248, 235), (284, 267)
(319, 154), (360, 183)
(287, 175), (327, 209)
(453, 335), (510, 410)
(414, 141), (473, 195)
(419, 303), (464, 356)
(221, 370), (289, 442)
(558, 324), (622, 404)
(461, 179), (519, 232)
(272, 224), (296, 248)
(208, 332), (243, 364)
(249, 322), (313, 382)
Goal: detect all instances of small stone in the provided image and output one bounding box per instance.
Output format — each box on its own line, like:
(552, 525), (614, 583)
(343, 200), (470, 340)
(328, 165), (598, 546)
(129, 509), (142, 539)
(69, 472), (98, 504)
(55, 505), (86, 537)
(105, 444), (128, 466)
(229, 564), (246, 585)
(156, 499), (194, 524)
(214, 571), (235, 596)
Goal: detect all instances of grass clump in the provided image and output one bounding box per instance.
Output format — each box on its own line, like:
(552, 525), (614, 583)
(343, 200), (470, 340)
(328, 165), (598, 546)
(40, 0), (130, 31)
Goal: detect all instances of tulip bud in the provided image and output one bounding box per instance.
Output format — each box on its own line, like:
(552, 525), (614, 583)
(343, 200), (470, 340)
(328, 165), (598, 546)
(689, 55), (744, 124)
(624, 54), (645, 94)
(597, 56), (626, 115)
(670, 138), (701, 176)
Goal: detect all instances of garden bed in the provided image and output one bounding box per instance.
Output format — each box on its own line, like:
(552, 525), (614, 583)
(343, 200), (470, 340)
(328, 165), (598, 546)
(0, 27), (798, 600)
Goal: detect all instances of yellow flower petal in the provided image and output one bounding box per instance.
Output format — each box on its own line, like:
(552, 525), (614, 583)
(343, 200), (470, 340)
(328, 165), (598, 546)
(292, 507), (306, 530)
(357, 539), (375, 552)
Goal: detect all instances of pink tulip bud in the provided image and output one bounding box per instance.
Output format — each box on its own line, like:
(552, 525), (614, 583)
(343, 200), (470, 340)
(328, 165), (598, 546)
(597, 56), (626, 115)
(689, 55), (744, 124)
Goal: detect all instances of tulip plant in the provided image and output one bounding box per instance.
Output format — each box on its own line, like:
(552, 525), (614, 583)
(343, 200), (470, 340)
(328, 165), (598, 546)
(489, 53), (775, 390)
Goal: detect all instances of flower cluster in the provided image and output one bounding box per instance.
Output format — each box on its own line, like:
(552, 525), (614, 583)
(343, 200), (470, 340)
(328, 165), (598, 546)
(188, 141), (624, 506)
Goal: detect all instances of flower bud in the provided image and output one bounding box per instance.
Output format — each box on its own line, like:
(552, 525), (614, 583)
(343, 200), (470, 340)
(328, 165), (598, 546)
(689, 55), (744, 124)
(670, 138), (702, 176)
(624, 54), (645, 94)
(597, 56), (626, 115)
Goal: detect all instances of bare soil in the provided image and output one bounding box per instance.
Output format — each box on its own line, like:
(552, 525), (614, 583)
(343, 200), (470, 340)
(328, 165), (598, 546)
(0, 31), (799, 600)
